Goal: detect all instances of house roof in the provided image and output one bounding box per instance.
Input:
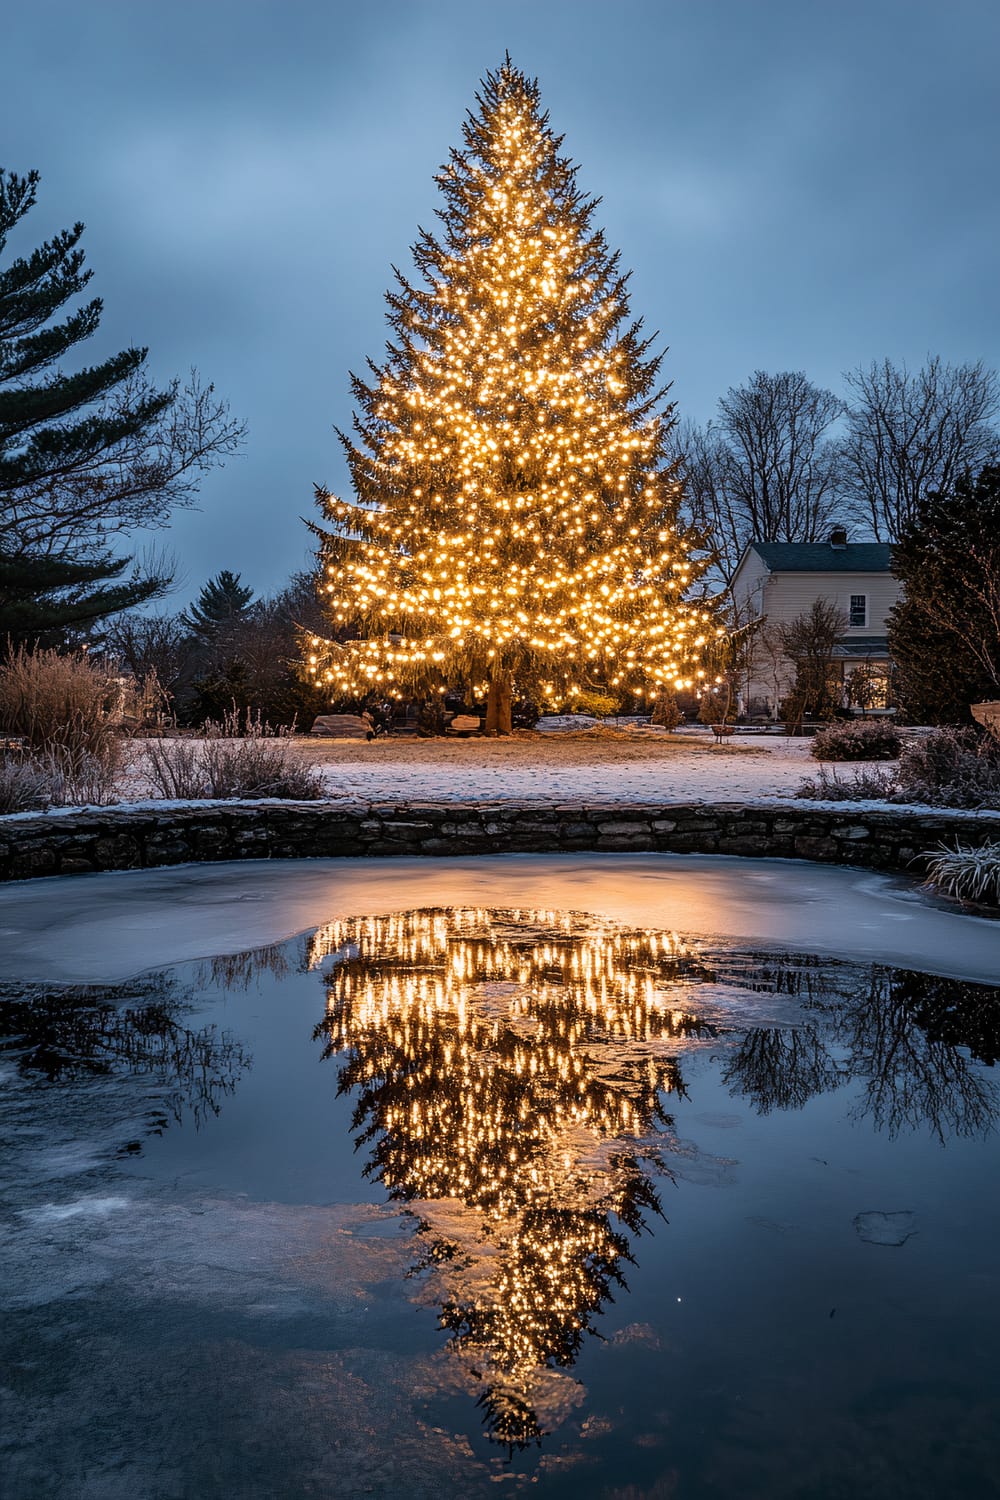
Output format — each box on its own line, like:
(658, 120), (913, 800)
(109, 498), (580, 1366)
(751, 541), (893, 573)
(832, 636), (890, 659)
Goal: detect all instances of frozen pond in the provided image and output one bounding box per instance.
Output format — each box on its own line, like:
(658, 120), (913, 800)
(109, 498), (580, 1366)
(1, 855), (999, 1498)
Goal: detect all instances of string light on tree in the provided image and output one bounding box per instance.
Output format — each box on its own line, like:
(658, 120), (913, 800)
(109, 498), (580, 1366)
(305, 56), (718, 733)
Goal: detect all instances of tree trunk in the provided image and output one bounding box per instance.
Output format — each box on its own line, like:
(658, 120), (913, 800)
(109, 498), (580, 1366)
(485, 675), (513, 735)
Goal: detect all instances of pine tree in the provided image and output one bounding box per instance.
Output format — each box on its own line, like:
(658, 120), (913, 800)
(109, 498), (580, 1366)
(306, 59), (714, 733)
(0, 549), (163, 649)
(180, 570), (255, 643)
(888, 465), (1000, 722)
(0, 166), (243, 646)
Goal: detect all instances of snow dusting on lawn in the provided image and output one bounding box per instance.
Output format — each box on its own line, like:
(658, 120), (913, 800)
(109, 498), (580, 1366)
(12, 728), (998, 822)
(289, 730), (831, 805)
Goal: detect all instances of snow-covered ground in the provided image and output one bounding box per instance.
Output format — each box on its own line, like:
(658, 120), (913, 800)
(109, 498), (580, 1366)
(289, 728), (823, 804)
(7, 728), (999, 822)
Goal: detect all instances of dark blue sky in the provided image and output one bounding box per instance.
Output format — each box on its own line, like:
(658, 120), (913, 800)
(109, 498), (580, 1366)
(5, 0), (998, 602)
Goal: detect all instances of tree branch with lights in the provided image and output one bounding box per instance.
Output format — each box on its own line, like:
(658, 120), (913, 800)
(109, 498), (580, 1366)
(305, 57), (717, 733)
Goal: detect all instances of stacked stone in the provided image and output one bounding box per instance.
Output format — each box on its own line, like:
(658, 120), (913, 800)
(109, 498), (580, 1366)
(2, 800), (999, 882)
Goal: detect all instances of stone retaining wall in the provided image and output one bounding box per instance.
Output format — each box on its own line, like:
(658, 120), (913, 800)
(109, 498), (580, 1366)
(2, 799), (999, 882)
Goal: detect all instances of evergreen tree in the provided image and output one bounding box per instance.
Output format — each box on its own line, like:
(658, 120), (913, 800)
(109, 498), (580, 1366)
(0, 166), (243, 645)
(306, 59), (714, 733)
(181, 570), (257, 722)
(0, 548), (162, 648)
(888, 465), (1000, 722)
(180, 570), (255, 643)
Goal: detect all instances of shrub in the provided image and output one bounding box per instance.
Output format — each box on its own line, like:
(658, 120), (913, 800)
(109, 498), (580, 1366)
(200, 733), (323, 800)
(143, 739), (206, 800)
(811, 718), (902, 762)
(922, 842), (1000, 906)
(698, 684), (732, 727)
(0, 647), (132, 806)
(565, 689), (618, 719)
(796, 766), (899, 802)
(650, 692), (683, 730)
(895, 726), (1000, 810)
(39, 740), (128, 806)
(142, 712), (324, 801)
(0, 646), (120, 754)
(0, 757), (54, 814)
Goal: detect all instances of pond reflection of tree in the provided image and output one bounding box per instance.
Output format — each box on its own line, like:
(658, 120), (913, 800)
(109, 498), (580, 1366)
(0, 976), (251, 1132)
(198, 942), (305, 991)
(308, 911), (1000, 1452)
(309, 908), (720, 1451)
(715, 958), (1000, 1141)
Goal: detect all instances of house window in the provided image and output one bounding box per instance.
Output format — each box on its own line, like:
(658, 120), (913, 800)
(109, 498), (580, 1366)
(849, 593), (867, 628)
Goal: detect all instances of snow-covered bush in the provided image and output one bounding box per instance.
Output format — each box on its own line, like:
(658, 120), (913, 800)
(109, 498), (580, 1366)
(796, 766), (899, 802)
(896, 726), (1000, 810)
(811, 718), (901, 762)
(143, 713), (324, 801)
(923, 842), (1000, 906)
(0, 757), (54, 813)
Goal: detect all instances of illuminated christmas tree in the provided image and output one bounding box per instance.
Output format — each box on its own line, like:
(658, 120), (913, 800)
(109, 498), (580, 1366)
(306, 57), (716, 733)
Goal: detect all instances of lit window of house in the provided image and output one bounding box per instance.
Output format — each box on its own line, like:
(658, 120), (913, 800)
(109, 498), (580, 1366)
(849, 593), (867, 627)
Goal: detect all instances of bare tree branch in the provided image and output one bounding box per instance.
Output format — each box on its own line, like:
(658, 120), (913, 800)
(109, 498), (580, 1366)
(843, 357), (1000, 541)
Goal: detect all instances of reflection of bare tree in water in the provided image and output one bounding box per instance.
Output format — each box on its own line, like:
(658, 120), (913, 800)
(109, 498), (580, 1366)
(723, 1026), (846, 1112)
(310, 908), (719, 1451)
(719, 962), (1000, 1142)
(198, 940), (308, 992)
(0, 977), (251, 1130)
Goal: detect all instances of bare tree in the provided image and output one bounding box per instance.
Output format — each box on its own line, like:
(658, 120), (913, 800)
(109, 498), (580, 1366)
(843, 356), (1000, 541)
(1, 365), (246, 562)
(680, 372), (847, 586)
(717, 371), (847, 543)
(103, 610), (194, 701)
(778, 598), (847, 727)
(678, 418), (745, 585)
(754, 622), (791, 718)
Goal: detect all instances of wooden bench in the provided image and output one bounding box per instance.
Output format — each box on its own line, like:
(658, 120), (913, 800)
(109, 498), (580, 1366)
(711, 723), (735, 745)
(309, 714), (374, 740)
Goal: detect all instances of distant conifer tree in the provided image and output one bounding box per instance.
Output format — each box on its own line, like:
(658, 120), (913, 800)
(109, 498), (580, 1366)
(181, 570), (255, 643)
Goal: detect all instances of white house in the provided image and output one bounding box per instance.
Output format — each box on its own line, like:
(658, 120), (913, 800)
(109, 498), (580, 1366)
(730, 529), (902, 715)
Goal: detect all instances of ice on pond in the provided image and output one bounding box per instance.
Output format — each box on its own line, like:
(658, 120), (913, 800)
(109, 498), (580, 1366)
(1, 897), (999, 1497)
(854, 1210), (919, 1246)
(23, 1195), (131, 1223)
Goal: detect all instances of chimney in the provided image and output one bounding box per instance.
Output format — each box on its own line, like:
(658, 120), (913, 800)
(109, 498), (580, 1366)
(829, 527), (848, 549)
